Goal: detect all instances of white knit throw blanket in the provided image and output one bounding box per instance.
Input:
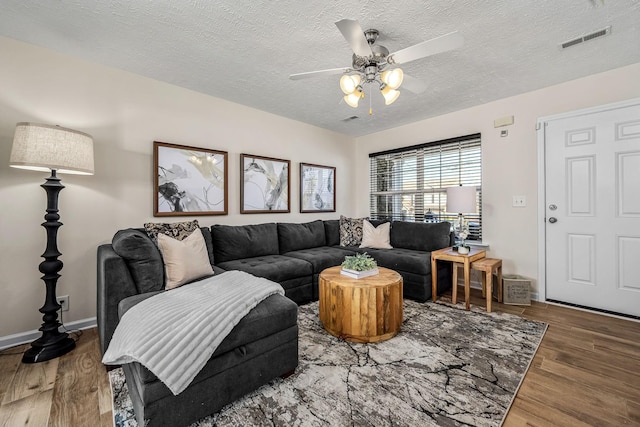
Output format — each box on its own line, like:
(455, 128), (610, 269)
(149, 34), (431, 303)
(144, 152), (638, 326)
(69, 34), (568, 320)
(102, 270), (285, 395)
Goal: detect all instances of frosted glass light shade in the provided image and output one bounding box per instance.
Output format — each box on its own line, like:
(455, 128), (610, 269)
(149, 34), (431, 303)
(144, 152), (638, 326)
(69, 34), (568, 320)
(380, 85), (400, 105)
(446, 186), (477, 213)
(381, 68), (404, 90)
(339, 74), (361, 95)
(10, 123), (94, 175)
(344, 90), (363, 108)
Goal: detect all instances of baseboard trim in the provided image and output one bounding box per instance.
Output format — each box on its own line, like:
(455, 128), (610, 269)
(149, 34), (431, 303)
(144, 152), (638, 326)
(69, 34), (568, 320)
(0, 317), (97, 351)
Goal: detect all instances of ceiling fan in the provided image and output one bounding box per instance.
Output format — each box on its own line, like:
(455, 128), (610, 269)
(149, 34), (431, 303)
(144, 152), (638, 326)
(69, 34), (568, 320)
(289, 19), (464, 110)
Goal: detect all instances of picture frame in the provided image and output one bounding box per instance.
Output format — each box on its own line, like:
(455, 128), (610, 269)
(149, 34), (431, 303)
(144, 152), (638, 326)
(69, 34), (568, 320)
(241, 153), (290, 213)
(300, 163), (336, 213)
(153, 141), (228, 217)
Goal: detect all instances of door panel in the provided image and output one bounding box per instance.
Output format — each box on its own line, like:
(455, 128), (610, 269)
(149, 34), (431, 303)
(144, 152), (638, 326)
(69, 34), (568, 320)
(544, 101), (640, 317)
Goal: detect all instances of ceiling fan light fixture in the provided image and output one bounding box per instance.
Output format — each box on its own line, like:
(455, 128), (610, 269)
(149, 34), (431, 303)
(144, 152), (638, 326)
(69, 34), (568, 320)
(381, 68), (404, 90)
(380, 85), (400, 105)
(344, 90), (364, 108)
(339, 74), (361, 95)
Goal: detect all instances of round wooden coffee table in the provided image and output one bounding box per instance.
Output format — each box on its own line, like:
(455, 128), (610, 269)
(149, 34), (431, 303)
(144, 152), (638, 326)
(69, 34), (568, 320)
(318, 266), (403, 343)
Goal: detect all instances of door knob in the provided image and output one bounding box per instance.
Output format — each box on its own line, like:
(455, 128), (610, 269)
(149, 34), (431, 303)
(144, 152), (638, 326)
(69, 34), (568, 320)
(548, 217), (557, 223)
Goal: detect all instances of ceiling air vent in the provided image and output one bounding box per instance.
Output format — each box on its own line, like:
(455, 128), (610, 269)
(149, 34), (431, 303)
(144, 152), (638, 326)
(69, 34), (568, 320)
(342, 116), (359, 122)
(560, 26), (611, 49)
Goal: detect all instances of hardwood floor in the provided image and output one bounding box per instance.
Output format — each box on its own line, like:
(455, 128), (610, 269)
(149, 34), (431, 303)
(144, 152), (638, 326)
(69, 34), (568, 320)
(1, 291), (639, 426)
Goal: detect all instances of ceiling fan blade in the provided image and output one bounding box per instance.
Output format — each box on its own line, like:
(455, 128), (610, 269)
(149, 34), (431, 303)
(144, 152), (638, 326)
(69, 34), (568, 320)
(289, 67), (353, 80)
(335, 19), (372, 57)
(401, 74), (428, 94)
(388, 31), (464, 65)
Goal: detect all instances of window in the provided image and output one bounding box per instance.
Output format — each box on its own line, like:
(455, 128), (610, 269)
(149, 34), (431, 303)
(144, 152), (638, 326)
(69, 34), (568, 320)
(369, 133), (482, 240)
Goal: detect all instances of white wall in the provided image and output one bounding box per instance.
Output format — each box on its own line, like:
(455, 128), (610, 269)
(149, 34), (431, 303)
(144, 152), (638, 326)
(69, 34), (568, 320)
(0, 37), (355, 338)
(354, 62), (640, 298)
(2, 34), (638, 339)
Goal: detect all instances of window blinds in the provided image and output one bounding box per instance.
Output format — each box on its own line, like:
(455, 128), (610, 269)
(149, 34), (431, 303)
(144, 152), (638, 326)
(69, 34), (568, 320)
(369, 133), (482, 240)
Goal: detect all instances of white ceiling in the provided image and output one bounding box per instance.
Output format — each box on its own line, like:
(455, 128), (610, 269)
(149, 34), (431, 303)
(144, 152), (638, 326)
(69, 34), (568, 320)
(1, 1), (639, 137)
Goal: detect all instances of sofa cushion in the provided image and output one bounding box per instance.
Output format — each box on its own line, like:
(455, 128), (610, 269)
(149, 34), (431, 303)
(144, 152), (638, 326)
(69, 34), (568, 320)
(390, 221), (451, 252)
(215, 254), (313, 283)
(277, 220), (326, 253)
(112, 229), (164, 294)
(359, 220), (392, 249)
(339, 215), (364, 246)
(284, 246), (356, 274)
(211, 223), (279, 263)
(144, 220), (200, 243)
(365, 248), (431, 275)
(324, 220), (340, 246)
(157, 228), (214, 290)
(122, 293), (298, 385)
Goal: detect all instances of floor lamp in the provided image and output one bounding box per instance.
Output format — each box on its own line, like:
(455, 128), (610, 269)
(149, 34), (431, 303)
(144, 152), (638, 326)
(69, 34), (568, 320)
(446, 185), (477, 254)
(10, 122), (94, 363)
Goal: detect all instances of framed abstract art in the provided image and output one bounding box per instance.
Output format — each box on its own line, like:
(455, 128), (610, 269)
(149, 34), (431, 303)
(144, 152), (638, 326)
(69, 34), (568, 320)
(241, 153), (290, 213)
(300, 163), (336, 213)
(153, 141), (228, 216)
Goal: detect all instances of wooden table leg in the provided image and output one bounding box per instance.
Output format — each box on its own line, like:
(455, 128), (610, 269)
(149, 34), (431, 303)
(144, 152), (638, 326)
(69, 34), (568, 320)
(452, 263), (458, 304)
(464, 258), (471, 310)
(431, 256), (437, 302)
(497, 264), (503, 303)
(486, 268), (493, 313)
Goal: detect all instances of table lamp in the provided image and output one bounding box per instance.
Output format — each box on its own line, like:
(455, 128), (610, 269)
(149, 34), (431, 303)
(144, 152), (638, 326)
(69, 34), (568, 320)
(446, 185), (477, 254)
(10, 122), (94, 363)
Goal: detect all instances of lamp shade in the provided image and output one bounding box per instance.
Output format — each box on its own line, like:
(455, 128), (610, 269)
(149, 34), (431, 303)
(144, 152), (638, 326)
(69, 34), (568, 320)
(446, 186), (477, 213)
(380, 85), (400, 105)
(380, 68), (404, 90)
(344, 90), (363, 108)
(339, 74), (361, 95)
(10, 122), (94, 175)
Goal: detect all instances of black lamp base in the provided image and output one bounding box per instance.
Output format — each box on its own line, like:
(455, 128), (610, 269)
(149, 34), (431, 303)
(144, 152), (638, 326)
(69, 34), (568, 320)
(22, 170), (76, 364)
(22, 332), (75, 364)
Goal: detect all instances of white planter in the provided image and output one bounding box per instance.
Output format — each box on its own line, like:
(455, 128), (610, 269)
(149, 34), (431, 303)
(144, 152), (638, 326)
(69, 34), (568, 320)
(458, 246), (470, 254)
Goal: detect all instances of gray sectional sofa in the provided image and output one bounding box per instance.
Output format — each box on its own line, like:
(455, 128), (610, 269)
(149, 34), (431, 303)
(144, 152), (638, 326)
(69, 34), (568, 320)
(97, 218), (453, 426)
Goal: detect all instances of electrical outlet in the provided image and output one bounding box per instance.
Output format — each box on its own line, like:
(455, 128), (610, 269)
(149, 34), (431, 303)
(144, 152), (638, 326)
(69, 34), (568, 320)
(57, 295), (69, 312)
(512, 195), (527, 207)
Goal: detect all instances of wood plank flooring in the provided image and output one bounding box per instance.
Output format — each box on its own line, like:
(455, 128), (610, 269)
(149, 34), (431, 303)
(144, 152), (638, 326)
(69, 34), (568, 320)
(1, 290), (639, 426)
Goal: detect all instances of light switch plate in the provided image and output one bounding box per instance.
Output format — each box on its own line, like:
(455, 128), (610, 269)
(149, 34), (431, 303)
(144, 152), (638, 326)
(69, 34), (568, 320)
(512, 195), (526, 207)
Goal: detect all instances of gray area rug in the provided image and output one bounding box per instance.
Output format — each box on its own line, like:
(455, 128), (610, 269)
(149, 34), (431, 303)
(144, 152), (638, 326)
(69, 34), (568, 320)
(110, 300), (547, 426)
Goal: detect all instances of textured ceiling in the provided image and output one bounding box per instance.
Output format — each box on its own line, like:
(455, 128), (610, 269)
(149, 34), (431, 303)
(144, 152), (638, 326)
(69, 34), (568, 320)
(1, 0), (639, 137)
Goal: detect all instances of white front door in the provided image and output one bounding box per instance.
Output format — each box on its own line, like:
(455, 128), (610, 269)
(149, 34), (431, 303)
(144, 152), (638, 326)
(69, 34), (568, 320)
(542, 99), (640, 317)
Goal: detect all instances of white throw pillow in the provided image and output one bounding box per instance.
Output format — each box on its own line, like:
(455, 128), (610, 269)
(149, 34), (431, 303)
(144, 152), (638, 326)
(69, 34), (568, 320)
(157, 228), (214, 290)
(359, 220), (393, 249)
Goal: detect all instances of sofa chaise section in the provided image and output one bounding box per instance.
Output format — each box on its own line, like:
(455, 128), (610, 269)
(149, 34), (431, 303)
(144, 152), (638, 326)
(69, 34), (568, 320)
(120, 294), (298, 427)
(97, 226), (299, 427)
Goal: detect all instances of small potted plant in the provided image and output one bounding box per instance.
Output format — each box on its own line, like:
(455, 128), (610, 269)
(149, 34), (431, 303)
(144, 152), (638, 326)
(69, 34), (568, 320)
(341, 252), (379, 279)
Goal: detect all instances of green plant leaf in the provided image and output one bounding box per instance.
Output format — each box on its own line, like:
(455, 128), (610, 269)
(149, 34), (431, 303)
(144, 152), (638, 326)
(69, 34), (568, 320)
(341, 252), (377, 271)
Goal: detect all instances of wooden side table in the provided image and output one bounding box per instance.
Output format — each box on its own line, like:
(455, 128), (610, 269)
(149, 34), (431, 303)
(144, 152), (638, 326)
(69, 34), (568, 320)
(319, 266), (403, 343)
(472, 258), (503, 308)
(452, 257), (502, 312)
(431, 247), (486, 310)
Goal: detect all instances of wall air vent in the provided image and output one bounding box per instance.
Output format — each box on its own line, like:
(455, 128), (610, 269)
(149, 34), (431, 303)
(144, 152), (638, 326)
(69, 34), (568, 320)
(342, 116), (359, 122)
(560, 26), (611, 49)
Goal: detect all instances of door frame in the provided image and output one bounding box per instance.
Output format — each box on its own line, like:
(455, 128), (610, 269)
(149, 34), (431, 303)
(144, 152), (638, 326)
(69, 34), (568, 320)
(536, 97), (640, 303)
